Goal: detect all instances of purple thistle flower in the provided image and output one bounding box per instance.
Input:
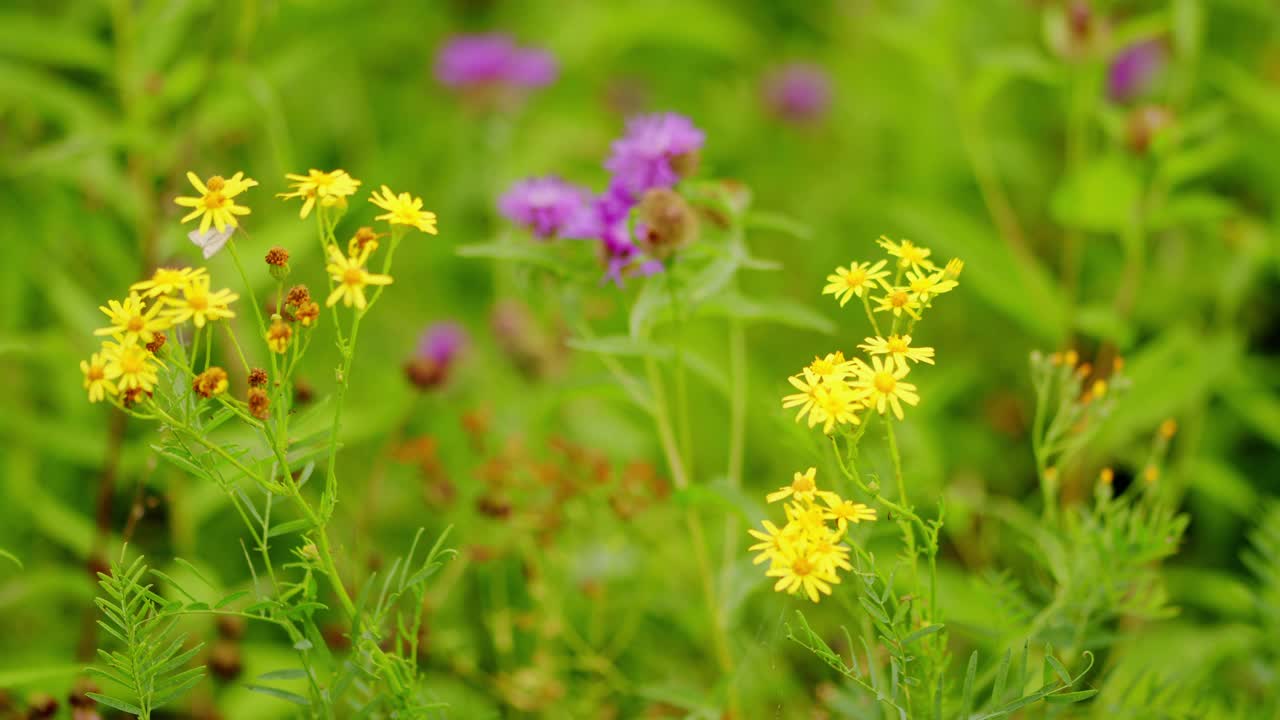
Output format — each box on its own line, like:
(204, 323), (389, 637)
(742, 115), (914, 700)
(1107, 40), (1165, 103)
(563, 183), (661, 286)
(604, 112), (705, 197)
(434, 34), (558, 90)
(498, 176), (592, 239)
(763, 63), (832, 124)
(406, 322), (468, 390)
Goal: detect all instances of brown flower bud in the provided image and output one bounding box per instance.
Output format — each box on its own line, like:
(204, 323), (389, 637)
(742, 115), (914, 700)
(636, 188), (698, 261)
(192, 367), (229, 399)
(286, 284), (312, 307)
(248, 367), (268, 387)
(349, 226), (384, 257)
(209, 640), (242, 681)
(295, 301), (320, 327)
(264, 246), (290, 267)
(144, 332), (167, 354)
(248, 388), (270, 420)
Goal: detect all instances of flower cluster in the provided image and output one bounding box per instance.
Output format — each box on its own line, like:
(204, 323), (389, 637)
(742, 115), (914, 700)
(497, 112), (706, 284)
(81, 267), (239, 405)
(782, 237), (961, 433)
(749, 468), (876, 602)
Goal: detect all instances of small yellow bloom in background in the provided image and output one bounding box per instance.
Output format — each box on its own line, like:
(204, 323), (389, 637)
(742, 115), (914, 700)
(877, 236), (935, 271)
(747, 520), (792, 567)
(163, 275), (239, 328)
(905, 268), (958, 303)
(807, 351), (856, 382)
(767, 467), (831, 505)
(95, 293), (170, 345)
(175, 171), (257, 233)
(1159, 418), (1178, 439)
(130, 267), (208, 299)
(1143, 465), (1160, 483)
(266, 316), (293, 353)
(767, 543), (841, 603)
(944, 258), (964, 280)
(103, 341), (159, 395)
(822, 259), (890, 307)
(853, 356), (920, 421)
(369, 185), (438, 234)
(81, 352), (119, 403)
(822, 495), (877, 532)
(1099, 467), (1114, 485)
(872, 287), (922, 320)
(325, 246), (393, 309)
(192, 367), (229, 399)
(278, 169), (362, 219)
(859, 334), (935, 370)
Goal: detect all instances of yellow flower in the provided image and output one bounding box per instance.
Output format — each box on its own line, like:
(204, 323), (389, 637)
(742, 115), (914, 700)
(807, 351), (856, 382)
(175, 172), (257, 233)
(81, 352), (119, 403)
(822, 495), (877, 532)
(164, 275), (239, 328)
(783, 371), (864, 434)
(103, 341), (159, 394)
(766, 543), (841, 603)
(872, 287), (922, 320)
(852, 356), (919, 421)
(784, 500), (831, 535)
(130, 267), (208, 299)
(369, 185), (438, 234)
(807, 527), (854, 574)
(278, 169), (362, 219)
(325, 245), (393, 309)
(822, 260), (890, 307)
(877, 236), (935, 270)
(747, 520), (792, 567)
(905, 268), (958, 303)
(767, 467), (828, 505)
(858, 334), (934, 370)
(95, 293), (170, 345)
(266, 316), (293, 353)
(943, 258), (964, 280)
(192, 367), (229, 399)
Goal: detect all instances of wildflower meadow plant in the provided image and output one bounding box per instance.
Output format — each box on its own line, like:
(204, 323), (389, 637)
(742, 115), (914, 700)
(77, 168), (452, 718)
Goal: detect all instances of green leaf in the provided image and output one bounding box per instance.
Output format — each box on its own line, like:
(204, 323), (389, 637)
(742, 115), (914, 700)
(1045, 689), (1100, 704)
(86, 693), (144, 715)
(245, 684), (311, 706)
(0, 549), (21, 569)
(902, 624), (944, 645)
(257, 668), (310, 681)
(267, 518), (316, 538)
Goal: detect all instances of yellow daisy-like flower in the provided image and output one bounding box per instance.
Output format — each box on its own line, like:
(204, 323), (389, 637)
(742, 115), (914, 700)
(872, 287), (922, 320)
(103, 341), (159, 394)
(944, 258), (964, 280)
(163, 275), (239, 328)
(767, 467), (825, 504)
(905, 268), (958, 303)
(782, 369), (825, 425)
(784, 500), (831, 536)
(812, 381), (864, 434)
(807, 351), (857, 382)
(369, 185), (438, 234)
(766, 543), (841, 603)
(822, 260), (890, 307)
(95, 293), (170, 345)
(325, 245), (393, 309)
(130, 267), (208, 299)
(807, 527), (854, 575)
(747, 520), (793, 567)
(852, 356), (920, 421)
(859, 334), (935, 371)
(278, 169), (362, 219)
(822, 495), (878, 532)
(877, 236), (935, 271)
(175, 171), (257, 233)
(80, 352), (119, 403)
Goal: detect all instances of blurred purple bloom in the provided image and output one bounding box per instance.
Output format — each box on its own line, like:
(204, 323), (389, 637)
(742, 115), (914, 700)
(563, 183), (661, 286)
(498, 176), (592, 239)
(406, 322), (468, 390)
(604, 112), (705, 196)
(1108, 41), (1164, 103)
(435, 34), (558, 89)
(763, 63), (832, 123)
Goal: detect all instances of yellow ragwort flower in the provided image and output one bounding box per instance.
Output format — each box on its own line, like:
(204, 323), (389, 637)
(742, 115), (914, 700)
(872, 287), (922, 320)
(767, 467), (832, 505)
(163, 275), (239, 328)
(783, 370), (864, 433)
(766, 543), (841, 603)
(278, 169), (362, 219)
(859, 334), (935, 371)
(877, 236), (935, 270)
(103, 341), (159, 394)
(905, 268), (958, 303)
(130, 267), (208, 299)
(821, 495), (878, 532)
(822, 260), (890, 307)
(807, 351), (857, 383)
(852, 356), (920, 421)
(325, 245), (393, 309)
(266, 316), (293, 354)
(95, 293), (170, 345)
(369, 185), (438, 234)
(806, 526), (854, 575)
(175, 172), (257, 233)
(747, 520), (793, 567)
(81, 351), (119, 403)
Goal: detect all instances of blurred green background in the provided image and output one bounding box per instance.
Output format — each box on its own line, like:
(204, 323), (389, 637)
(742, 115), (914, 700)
(1, 0), (1279, 717)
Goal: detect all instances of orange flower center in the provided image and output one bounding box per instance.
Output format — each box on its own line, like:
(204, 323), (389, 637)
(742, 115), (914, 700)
(127, 316), (146, 332)
(890, 291), (910, 308)
(792, 475), (815, 493)
(121, 353), (144, 374)
(206, 176), (226, 192)
(887, 337), (909, 354)
(792, 556), (813, 576)
(343, 268), (364, 287)
(844, 268), (867, 288)
(87, 364), (105, 381)
(188, 293), (209, 311)
(874, 372), (896, 394)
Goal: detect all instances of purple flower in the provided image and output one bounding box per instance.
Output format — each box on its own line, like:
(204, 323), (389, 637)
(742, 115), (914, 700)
(406, 322), (468, 390)
(1108, 41), (1164, 103)
(435, 34), (558, 90)
(498, 177), (592, 239)
(604, 112), (705, 197)
(763, 63), (832, 123)
(562, 184), (662, 286)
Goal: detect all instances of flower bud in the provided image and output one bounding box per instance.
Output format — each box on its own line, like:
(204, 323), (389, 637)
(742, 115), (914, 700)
(264, 246), (291, 280)
(636, 188), (698, 261)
